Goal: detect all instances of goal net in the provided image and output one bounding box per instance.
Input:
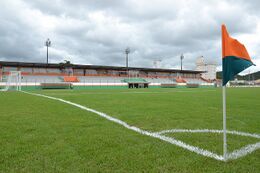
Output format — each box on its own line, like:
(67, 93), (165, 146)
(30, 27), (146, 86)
(0, 71), (22, 91)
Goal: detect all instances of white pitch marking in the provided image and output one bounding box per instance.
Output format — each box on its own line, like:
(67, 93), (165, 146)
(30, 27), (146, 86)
(156, 129), (260, 160)
(156, 129), (260, 139)
(21, 91), (259, 161)
(227, 142), (260, 160)
(44, 89), (216, 96)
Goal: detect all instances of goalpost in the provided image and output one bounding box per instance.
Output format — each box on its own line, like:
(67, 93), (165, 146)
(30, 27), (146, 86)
(0, 71), (22, 91)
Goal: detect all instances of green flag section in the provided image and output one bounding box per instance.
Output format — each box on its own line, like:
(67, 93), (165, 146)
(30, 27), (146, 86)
(222, 25), (254, 86)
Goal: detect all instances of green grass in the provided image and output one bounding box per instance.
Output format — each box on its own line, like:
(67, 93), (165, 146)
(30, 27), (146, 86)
(0, 87), (259, 172)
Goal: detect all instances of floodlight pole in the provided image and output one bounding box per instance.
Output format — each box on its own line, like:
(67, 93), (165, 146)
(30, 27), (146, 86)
(45, 38), (51, 64)
(47, 46), (49, 64)
(125, 47), (130, 78)
(180, 54), (184, 71)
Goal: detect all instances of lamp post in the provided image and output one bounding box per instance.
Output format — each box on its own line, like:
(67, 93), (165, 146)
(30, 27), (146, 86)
(180, 54), (184, 71)
(45, 38), (51, 64)
(125, 47), (130, 78)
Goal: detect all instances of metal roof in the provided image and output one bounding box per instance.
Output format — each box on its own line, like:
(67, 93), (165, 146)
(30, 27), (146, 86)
(0, 61), (204, 74)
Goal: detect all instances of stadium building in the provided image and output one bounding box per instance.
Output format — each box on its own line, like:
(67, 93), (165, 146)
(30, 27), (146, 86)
(196, 56), (217, 81)
(0, 61), (214, 90)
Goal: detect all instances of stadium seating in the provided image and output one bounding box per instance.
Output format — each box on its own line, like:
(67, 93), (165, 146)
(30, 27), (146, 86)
(144, 78), (174, 84)
(183, 78), (206, 84)
(21, 75), (62, 83)
(2, 73), (210, 87)
(175, 77), (186, 83)
(79, 76), (126, 83)
(63, 76), (79, 82)
(121, 78), (148, 83)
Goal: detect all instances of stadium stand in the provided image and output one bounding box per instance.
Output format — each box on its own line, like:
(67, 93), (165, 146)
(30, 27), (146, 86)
(63, 76), (79, 82)
(21, 75), (62, 83)
(0, 61), (215, 90)
(145, 78), (174, 84)
(175, 77), (186, 83)
(183, 78), (205, 84)
(78, 76), (125, 83)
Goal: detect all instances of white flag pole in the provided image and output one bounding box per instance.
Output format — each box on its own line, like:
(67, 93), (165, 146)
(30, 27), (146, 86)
(222, 24), (227, 161)
(222, 85), (227, 161)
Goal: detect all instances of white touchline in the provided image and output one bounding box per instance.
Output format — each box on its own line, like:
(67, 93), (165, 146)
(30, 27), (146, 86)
(21, 91), (259, 162)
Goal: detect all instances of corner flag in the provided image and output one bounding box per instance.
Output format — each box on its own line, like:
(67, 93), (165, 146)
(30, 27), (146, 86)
(222, 25), (254, 86)
(221, 24), (255, 161)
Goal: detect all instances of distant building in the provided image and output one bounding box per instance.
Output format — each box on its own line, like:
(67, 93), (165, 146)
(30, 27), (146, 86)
(153, 60), (162, 68)
(195, 56), (216, 80)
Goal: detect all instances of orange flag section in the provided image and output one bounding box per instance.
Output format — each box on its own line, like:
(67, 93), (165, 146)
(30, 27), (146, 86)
(221, 25), (251, 62)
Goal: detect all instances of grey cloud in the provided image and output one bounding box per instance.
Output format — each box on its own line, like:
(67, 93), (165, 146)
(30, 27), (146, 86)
(0, 0), (259, 72)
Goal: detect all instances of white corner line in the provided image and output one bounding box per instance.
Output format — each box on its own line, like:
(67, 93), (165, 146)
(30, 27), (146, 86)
(227, 142), (260, 160)
(155, 129), (260, 139)
(155, 129), (260, 161)
(20, 91), (259, 161)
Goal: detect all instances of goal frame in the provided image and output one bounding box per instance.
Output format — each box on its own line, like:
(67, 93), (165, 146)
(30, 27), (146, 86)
(0, 71), (22, 91)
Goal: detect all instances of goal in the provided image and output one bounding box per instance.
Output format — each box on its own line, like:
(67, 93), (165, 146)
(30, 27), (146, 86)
(0, 71), (22, 91)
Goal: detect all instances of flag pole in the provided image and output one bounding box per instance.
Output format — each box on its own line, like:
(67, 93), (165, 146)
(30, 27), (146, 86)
(221, 24), (227, 161)
(222, 85), (227, 161)
(221, 24), (254, 161)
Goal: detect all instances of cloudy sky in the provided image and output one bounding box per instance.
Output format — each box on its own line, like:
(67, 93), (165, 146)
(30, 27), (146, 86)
(0, 0), (260, 73)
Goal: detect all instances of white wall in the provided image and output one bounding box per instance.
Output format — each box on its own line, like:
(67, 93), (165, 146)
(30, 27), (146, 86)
(195, 56), (216, 80)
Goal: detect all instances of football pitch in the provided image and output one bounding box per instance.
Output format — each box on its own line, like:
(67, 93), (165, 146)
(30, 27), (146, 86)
(0, 87), (259, 172)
